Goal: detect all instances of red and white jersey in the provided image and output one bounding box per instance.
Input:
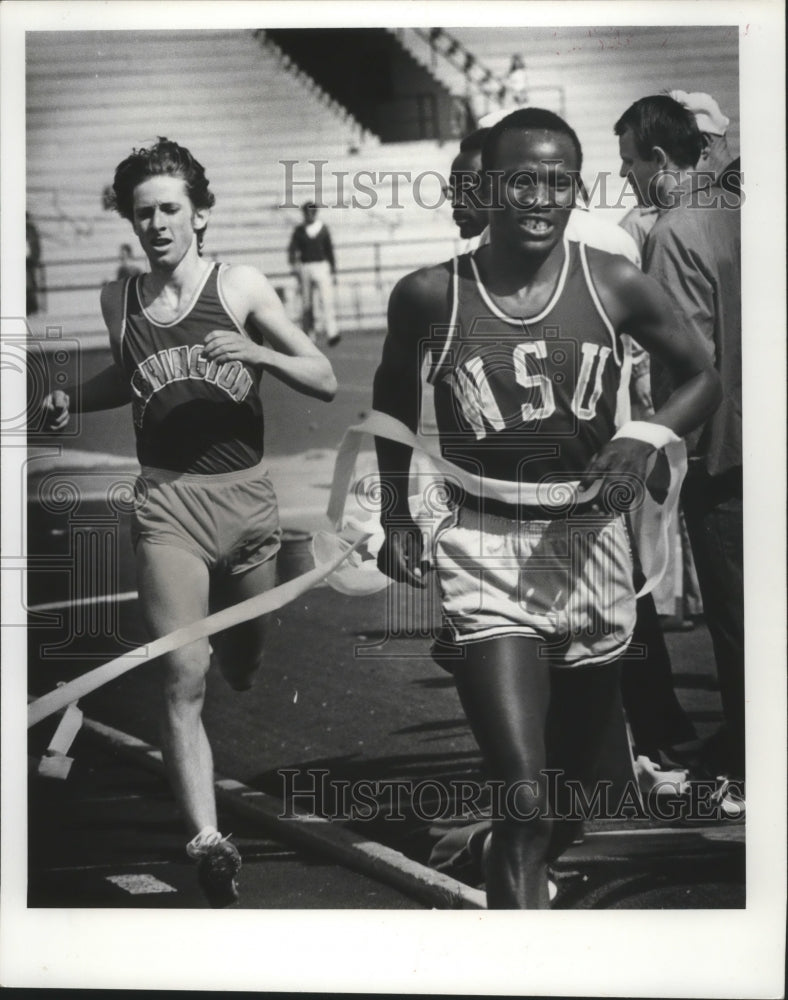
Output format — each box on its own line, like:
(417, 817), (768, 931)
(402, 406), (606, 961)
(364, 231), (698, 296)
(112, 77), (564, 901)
(424, 239), (624, 484)
(120, 263), (264, 474)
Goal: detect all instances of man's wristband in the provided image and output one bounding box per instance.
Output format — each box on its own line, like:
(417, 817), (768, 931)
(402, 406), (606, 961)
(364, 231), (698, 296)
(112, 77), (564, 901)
(612, 420), (681, 450)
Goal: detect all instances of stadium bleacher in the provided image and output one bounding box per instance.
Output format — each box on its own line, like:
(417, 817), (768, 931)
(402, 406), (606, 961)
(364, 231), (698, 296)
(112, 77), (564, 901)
(26, 29), (461, 338)
(26, 25), (739, 340)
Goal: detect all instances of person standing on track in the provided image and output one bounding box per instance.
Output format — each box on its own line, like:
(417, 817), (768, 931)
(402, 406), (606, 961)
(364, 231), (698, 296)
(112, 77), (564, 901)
(616, 95), (744, 784)
(42, 138), (337, 907)
(288, 200), (341, 347)
(668, 89), (741, 196)
(373, 108), (721, 908)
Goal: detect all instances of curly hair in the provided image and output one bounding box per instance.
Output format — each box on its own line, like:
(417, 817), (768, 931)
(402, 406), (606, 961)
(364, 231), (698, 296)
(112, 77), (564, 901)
(112, 138), (216, 249)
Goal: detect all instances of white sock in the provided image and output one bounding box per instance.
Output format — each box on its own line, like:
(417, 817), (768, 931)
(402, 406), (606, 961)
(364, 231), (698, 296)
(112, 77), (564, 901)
(186, 826), (222, 859)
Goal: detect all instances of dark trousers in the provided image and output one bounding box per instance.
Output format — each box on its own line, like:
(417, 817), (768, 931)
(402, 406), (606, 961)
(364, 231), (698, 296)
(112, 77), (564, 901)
(620, 589), (697, 760)
(681, 461), (745, 778)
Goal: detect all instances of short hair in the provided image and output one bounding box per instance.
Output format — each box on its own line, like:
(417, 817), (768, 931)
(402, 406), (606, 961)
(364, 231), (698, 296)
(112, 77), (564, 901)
(481, 107), (583, 173)
(614, 96), (703, 169)
(459, 128), (490, 154)
(301, 200), (318, 211)
(112, 138), (215, 248)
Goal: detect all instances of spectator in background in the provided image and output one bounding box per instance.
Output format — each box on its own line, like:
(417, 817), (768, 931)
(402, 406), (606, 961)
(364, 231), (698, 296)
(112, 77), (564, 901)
(444, 128), (489, 246)
(617, 94), (705, 629)
(619, 89), (740, 248)
(669, 89), (741, 196)
(505, 54), (528, 105)
(116, 242), (143, 280)
(26, 212), (42, 315)
(288, 201), (340, 347)
(619, 140), (687, 629)
(615, 95), (702, 208)
(616, 95), (744, 785)
(620, 89), (739, 631)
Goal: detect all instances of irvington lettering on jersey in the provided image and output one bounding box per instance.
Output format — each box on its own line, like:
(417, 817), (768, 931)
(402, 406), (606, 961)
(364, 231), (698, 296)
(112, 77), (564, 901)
(131, 346), (253, 427)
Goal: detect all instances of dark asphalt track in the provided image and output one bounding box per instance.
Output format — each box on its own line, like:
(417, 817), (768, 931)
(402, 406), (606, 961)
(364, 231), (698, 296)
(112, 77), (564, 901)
(28, 727), (429, 910)
(28, 579), (745, 909)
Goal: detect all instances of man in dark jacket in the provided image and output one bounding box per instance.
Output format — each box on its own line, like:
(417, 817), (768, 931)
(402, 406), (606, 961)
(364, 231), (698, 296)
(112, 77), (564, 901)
(288, 201), (340, 346)
(616, 94), (744, 784)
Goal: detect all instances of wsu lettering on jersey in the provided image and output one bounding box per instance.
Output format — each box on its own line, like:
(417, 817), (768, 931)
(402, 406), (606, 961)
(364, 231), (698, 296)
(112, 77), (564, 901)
(448, 339), (613, 438)
(425, 242), (624, 482)
(130, 344), (254, 428)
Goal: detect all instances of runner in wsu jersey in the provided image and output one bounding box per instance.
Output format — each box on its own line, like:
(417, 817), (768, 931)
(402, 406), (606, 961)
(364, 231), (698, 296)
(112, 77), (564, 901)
(373, 109), (721, 909)
(428, 238), (624, 483)
(42, 139), (337, 907)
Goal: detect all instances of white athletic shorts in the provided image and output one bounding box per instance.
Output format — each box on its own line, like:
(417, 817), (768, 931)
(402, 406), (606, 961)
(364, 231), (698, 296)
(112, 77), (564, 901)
(432, 502), (636, 666)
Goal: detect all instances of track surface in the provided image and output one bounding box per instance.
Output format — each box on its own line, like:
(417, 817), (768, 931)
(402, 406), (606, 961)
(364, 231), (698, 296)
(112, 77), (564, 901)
(27, 331), (745, 909)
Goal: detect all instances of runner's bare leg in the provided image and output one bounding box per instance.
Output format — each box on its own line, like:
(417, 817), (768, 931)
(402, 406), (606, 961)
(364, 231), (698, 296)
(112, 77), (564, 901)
(136, 543), (216, 836)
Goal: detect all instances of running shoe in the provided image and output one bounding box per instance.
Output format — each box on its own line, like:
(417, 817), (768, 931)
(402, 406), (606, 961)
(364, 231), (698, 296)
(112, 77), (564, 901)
(195, 837), (242, 908)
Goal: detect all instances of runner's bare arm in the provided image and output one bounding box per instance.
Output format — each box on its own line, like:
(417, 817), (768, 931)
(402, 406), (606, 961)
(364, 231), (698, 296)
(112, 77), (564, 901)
(41, 283), (133, 430)
(594, 251), (721, 435)
(373, 266), (448, 587)
(581, 252), (722, 486)
(205, 264), (336, 401)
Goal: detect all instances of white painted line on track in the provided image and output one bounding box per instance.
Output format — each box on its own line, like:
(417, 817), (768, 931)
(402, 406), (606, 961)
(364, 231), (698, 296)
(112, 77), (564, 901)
(105, 873), (177, 895)
(584, 827), (738, 836)
(44, 850), (296, 875)
(583, 826), (745, 842)
(46, 860), (177, 873)
(28, 591), (139, 613)
(78, 715), (487, 910)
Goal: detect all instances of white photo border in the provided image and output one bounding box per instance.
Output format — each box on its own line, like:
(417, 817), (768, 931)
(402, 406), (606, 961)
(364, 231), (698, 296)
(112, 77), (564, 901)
(1, 1), (785, 995)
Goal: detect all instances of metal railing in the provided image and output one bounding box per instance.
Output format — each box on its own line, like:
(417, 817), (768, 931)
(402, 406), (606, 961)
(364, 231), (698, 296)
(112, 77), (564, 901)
(415, 27), (510, 106)
(29, 233), (464, 335)
(408, 27), (566, 120)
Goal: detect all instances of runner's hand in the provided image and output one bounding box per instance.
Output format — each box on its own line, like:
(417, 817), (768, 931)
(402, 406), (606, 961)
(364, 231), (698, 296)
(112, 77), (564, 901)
(42, 390), (70, 431)
(203, 330), (263, 367)
(377, 521), (429, 589)
(577, 437), (656, 510)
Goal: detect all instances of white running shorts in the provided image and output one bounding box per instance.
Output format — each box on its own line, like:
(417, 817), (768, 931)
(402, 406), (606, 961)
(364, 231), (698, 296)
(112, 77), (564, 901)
(432, 504), (636, 666)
